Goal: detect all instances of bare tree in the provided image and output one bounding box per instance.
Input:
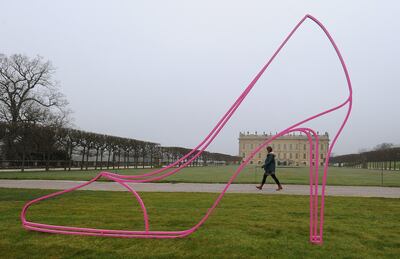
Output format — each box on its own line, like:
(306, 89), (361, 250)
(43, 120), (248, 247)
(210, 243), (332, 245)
(0, 54), (69, 159)
(92, 134), (106, 170)
(132, 140), (141, 168)
(0, 54), (68, 124)
(140, 142), (148, 168)
(374, 143), (394, 151)
(105, 136), (117, 169)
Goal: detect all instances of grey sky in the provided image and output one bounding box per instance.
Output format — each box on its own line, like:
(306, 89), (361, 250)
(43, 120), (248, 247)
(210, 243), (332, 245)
(1, 1), (399, 155)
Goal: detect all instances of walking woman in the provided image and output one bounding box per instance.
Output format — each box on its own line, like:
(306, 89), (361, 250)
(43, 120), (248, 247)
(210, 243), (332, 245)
(256, 146), (283, 191)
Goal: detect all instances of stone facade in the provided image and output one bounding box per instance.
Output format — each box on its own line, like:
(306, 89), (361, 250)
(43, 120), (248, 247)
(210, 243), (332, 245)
(238, 131), (330, 166)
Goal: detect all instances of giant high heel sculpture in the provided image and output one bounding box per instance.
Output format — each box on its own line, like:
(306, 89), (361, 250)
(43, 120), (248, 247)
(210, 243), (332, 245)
(21, 14), (352, 244)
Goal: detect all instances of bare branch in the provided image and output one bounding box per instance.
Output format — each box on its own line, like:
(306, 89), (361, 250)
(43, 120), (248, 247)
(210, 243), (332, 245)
(0, 53), (69, 126)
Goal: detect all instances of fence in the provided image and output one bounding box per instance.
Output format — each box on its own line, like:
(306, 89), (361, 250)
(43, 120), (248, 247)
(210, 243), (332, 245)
(0, 160), (162, 171)
(0, 159), (231, 172)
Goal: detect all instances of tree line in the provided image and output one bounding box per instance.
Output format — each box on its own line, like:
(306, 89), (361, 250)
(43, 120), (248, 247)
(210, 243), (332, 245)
(330, 145), (400, 171)
(0, 122), (240, 171)
(0, 54), (240, 171)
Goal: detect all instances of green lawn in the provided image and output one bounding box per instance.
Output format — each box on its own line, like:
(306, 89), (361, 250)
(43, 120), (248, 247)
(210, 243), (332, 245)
(0, 188), (399, 258)
(1, 166), (399, 187)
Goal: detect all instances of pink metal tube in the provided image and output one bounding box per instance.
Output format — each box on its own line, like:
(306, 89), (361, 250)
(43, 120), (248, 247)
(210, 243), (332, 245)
(21, 14), (352, 244)
(21, 129), (322, 239)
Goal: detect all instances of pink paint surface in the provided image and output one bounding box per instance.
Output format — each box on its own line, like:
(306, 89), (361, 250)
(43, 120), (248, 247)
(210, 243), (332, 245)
(21, 14), (353, 245)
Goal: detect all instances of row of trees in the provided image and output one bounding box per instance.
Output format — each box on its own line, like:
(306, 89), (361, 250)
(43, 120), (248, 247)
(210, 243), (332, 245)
(0, 53), (69, 163)
(161, 146), (241, 167)
(0, 54), (241, 171)
(330, 145), (400, 171)
(0, 122), (241, 171)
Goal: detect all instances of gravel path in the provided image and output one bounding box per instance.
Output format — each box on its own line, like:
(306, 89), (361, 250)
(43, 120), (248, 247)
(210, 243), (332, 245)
(0, 179), (399, 198)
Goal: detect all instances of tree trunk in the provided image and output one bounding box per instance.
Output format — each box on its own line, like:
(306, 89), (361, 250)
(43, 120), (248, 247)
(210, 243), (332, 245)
(85, 147), (90, 170)
(107, 150), (111, 169)
(100, 150), (104, 170)
(68, 145), (73, 171)
(81, 146), (86, 170)
(112, 151), (115, 169)
(126, 151), (130, 169)
(21, 148), (25, 172)
(45, 152), (50, 171)
(118, 149), (121, 169)
(95, 148), (99, 170)
(64, 144), (69, 171)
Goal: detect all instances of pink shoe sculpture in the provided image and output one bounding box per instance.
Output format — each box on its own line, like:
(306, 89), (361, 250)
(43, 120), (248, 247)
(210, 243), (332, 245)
(21, 14), (352, 244)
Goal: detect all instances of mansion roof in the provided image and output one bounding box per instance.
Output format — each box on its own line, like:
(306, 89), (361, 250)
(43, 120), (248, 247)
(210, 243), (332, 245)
(239, 131), (329, 141)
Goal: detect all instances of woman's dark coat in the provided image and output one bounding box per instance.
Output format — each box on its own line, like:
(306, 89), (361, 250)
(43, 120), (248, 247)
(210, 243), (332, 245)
(262, 152), (276, 174)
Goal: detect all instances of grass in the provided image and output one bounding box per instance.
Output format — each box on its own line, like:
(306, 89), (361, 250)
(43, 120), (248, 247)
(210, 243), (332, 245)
(0, 188), (399, 258)
(0, 166), (399, 187)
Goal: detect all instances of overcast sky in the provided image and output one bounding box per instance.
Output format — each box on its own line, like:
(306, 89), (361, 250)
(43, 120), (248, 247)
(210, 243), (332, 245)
(1, 1), (399, 155)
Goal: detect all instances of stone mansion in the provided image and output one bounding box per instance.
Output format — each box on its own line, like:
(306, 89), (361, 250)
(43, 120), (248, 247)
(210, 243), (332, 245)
(238, 131), (330, 166)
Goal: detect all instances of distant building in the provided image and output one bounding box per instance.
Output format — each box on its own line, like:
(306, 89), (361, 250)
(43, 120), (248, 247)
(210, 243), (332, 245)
(238, 131), (330, 166)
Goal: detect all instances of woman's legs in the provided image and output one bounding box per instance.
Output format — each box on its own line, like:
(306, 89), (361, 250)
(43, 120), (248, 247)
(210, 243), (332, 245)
(257, 173), (283, 191)
(256, 173), (268, 190)
(271, 174), (283, 190)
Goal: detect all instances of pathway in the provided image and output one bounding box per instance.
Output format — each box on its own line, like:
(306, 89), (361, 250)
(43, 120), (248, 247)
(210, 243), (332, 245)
(0, 179), (399, 198)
